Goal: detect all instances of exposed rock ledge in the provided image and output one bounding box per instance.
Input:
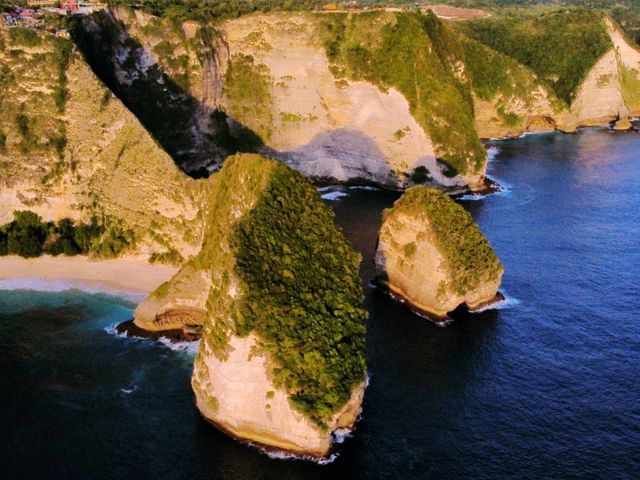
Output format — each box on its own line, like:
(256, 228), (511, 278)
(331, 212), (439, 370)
(375, 186), (503, 320)
(193, 333), (365, 457)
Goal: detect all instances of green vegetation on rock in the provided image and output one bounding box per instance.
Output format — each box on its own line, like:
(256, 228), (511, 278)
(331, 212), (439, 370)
(110, 0), (325, 23)
(232, 162), (367, 426)
(0, 24), (69, 162)
(9, 28), (41, 48)
(224, 54), (274, 144)
(0, 210), (132, 258)
(321, 11), (486, 178)
(457, 10), (612, 105)
(619, 62), (640, 110)
(189, 154), (367, 427)
(392, 186), (502, 296)
(53, 37), (73, 113)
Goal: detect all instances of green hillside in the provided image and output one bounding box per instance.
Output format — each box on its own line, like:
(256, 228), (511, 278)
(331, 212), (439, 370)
(456, 10), (612, 105)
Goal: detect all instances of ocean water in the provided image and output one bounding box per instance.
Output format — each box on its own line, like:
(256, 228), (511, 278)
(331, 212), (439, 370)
(1, 129), (639, 479)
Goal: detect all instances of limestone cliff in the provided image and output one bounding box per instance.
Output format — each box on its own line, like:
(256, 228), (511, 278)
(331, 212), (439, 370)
(375, 187), (503, 319)
(0, 25), (206, 260)
(78, 8), (489, 190)
(219, 12), (462, 188)
(136, 154), (367, 456)
(74, 7), (231, 176)
(460, 13), (640, 138)
(70, 8), (640, 191)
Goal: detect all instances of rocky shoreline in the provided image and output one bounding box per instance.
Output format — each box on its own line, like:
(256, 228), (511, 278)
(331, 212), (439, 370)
(374, 278), (505, 323)
(115, 319), (200, 342)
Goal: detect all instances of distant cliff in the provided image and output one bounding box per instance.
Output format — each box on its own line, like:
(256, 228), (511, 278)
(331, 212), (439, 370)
(75, 8), (489, 190)
(458, 12), (640, 137)
(71, 8), (640, 192)
(3, 8), (639, 253)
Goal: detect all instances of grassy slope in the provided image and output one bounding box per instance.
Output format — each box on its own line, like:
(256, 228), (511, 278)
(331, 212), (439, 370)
(456, 10), (613, 106)
(421, 11), (560, 127)
(191, 154), (367, 427)
(1, 24), (204, 260)
(319, 11), (486, 178)
(223, 53), (274, 145)
(0, 26), (69, 170)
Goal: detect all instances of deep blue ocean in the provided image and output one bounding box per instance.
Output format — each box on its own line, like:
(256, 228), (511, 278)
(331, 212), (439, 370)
(1, 129), (639, 479)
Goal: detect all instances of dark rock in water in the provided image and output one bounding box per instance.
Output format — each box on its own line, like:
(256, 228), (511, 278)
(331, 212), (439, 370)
(467, 291), (506, 312)
(115, 319), (201, 342)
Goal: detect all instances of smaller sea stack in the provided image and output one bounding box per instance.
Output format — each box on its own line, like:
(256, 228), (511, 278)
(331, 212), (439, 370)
(375, 186), (503, 320)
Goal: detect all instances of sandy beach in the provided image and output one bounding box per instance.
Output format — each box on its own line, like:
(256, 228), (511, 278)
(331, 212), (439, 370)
(0, 255), (178, 295)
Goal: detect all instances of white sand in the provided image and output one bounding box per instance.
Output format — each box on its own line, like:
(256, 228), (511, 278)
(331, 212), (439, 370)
(0, 255), (178, 295)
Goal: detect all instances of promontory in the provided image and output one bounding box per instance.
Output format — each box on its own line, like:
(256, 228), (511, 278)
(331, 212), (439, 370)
(136, 154), (368, 457)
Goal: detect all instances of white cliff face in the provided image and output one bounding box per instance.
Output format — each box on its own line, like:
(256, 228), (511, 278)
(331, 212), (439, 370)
(608, 19), (640, 115)
(219, 14), (443, 188)
(474, 18), (640, 138)
(375, 187), (503, 318)
(193, 333), (364, 457)
(375, 211), (451, 316)
(557, 49), (627, 130)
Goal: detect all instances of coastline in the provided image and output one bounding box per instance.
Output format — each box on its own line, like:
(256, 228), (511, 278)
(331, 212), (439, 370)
(0, 255), (178, 296)
(374, 278), (505, 325)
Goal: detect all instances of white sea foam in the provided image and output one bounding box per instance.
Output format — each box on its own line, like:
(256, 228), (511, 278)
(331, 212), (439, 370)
(486, 146), (500, 162)
(104, 324), (200, 354)
(469, 292), (521, 313)
(333, 428), (353, 444)
(104, 325), (128, 338)
(262, 447), (339, 465)
(317, 186), (337, 192)
(119, 386), (138, 395)
(348, 185), (379, 191)
(0, 277), (145, 302)
(456, 192), (486, 201)
(321, 191), (349, 201)
(157, 336), (200, 354)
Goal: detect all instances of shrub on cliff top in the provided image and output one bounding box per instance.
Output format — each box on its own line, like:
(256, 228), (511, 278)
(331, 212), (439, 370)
(232, 162), (367, 426)
(9, 28), (41, 48)
(0, 211), (131, 259)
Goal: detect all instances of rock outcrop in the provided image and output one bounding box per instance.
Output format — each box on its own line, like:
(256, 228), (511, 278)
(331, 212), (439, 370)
(375, 187), (503, 319)
(0, 24), (206, 260)
(136, 154), (368, 457)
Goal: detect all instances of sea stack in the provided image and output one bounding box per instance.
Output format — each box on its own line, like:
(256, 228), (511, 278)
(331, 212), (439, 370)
(136, 154), (367, 457)
(375, 186), (503, 320)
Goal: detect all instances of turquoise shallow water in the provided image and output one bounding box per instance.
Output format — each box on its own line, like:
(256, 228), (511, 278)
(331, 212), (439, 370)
(1, 129), (639, 479)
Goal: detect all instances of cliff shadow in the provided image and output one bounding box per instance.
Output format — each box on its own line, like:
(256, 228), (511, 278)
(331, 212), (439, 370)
(276, 128), (398, 187)
(69, 12), (264, 178)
